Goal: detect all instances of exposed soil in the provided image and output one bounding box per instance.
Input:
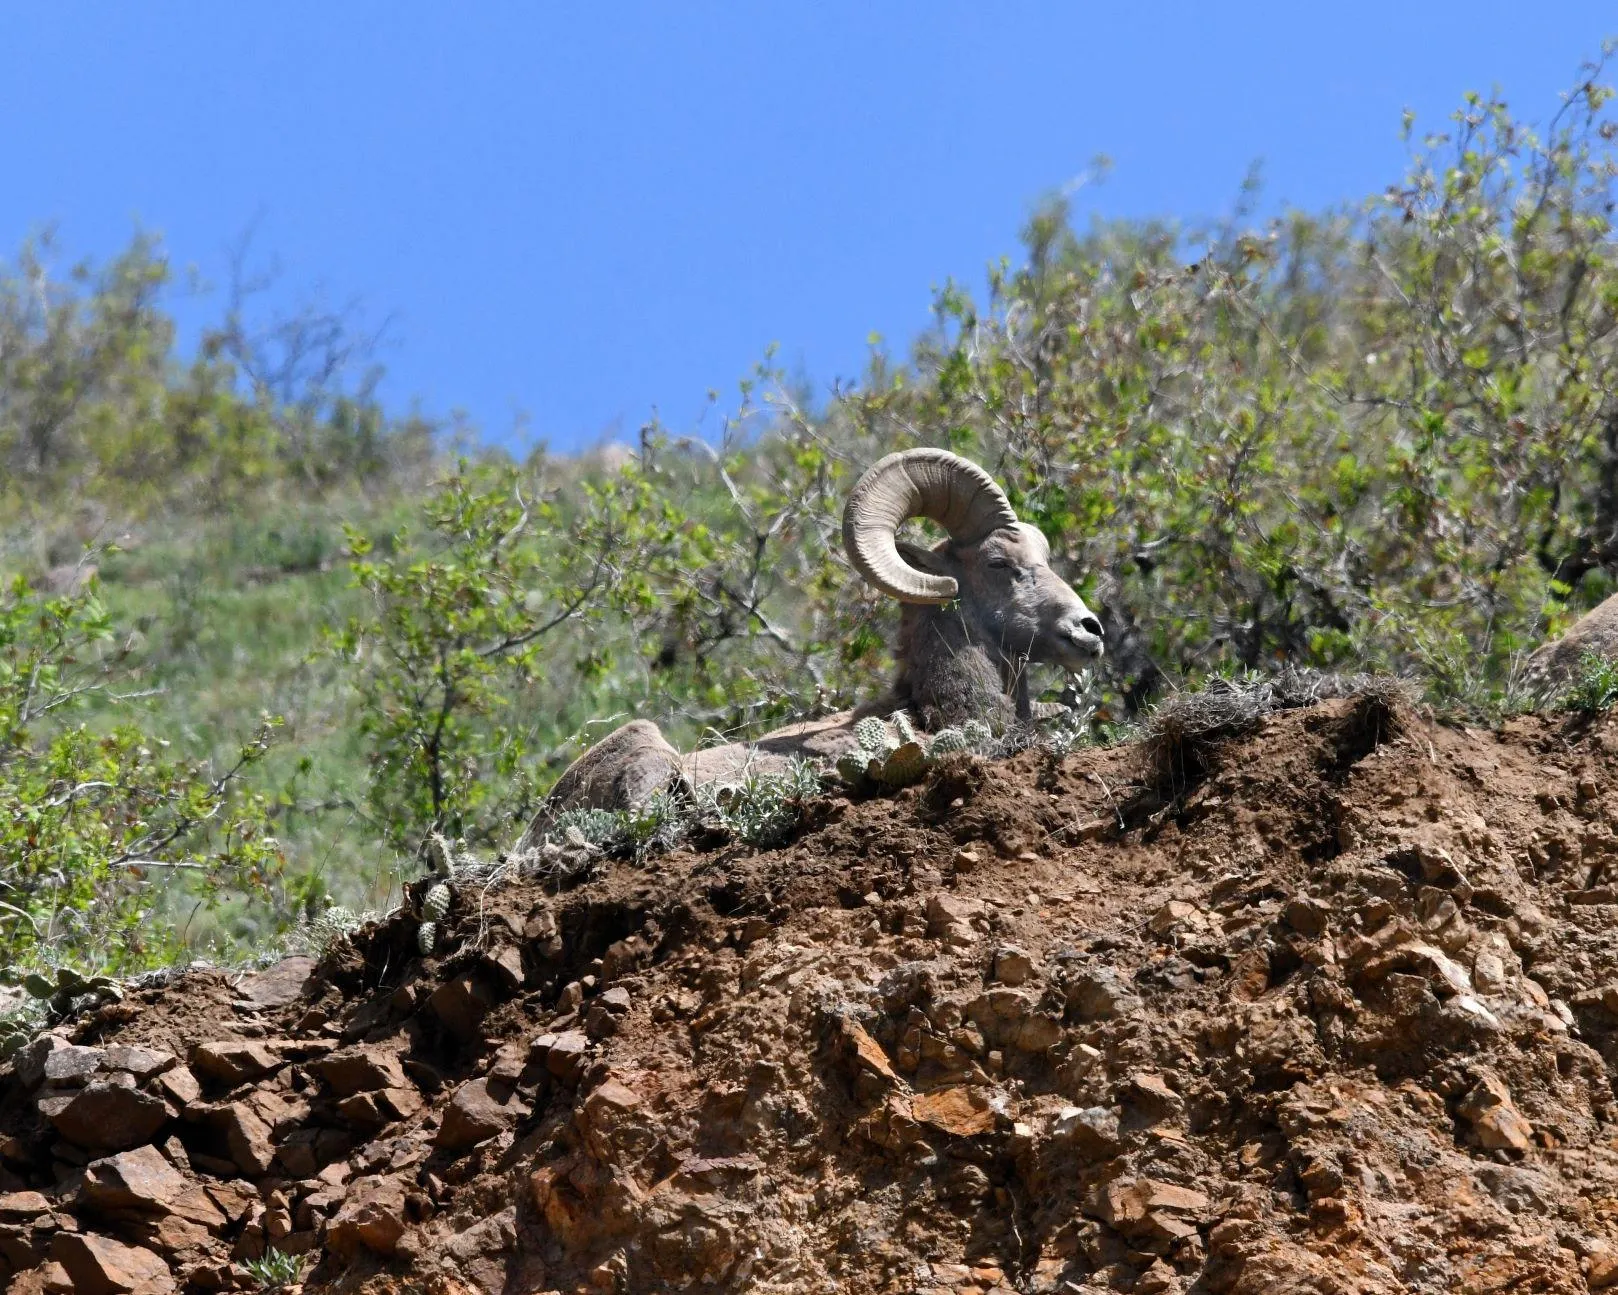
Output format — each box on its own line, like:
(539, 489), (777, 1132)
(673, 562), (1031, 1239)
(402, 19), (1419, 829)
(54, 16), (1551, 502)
(8, 696), (1618, 1294)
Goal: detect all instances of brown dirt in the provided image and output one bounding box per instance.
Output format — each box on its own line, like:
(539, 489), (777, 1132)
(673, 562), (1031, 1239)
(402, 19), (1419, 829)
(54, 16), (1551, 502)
(9, 696), (1618, 1294)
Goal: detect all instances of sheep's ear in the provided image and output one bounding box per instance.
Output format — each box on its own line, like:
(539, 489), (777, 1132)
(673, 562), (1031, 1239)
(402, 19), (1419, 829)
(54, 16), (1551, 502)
(895, 539), (960, 581)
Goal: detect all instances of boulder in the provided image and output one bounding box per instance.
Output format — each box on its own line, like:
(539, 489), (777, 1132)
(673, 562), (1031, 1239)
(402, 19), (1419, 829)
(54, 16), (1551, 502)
(40, 1085), (168, 1151)
(232, 956), (315, 1010)
(309, 1046), (406, 1097)
(188, 1042), (279, 1087)
(436, 1079), (529, 1152)
(326, 1175), (411, 1258)
(51, 1231), (175, 1294)
(79, 1147), (224, 1228)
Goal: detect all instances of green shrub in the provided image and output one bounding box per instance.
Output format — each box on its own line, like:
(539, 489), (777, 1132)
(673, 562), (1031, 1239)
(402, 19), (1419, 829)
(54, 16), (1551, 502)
(1560, 650), (1618, 713)
(0, 573), (282, 971)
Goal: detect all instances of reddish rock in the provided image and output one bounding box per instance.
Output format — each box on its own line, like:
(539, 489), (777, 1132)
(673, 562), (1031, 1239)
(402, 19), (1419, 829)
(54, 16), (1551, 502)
(484, 945), (526, 991)
(428, 974), (496, 1041)
(1458, 1071), (1533, 1152)
(153, 1068), (200, 1110)
(925, 893), (984, 943)
(841, 1019), (897, 1082)
(51, 1231), (175, 1294)
(232, 956), (315, 1010)
(200, 1180), (257, 1226)
(326, 1175), (410, 1258)
(309, 1046), (407, 1097)
(6, 1261), (71, 1294)
(538, 1030), (589, 1081)
(79, 1147), (224, 1228)
(0, 1192), (51, 1219)
(40, 1085), (168, 1151)
(437, 1078), (530, 1152)
(203, 1103), (275, 1177)
(911, 1087), (996, 1137)
(188, 1042), (279, 1087)
(100, 1048), (175, 1083)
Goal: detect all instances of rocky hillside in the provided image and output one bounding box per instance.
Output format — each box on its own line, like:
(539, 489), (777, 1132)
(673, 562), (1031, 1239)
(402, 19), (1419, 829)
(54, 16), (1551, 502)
(5, 694), (1618, 1294)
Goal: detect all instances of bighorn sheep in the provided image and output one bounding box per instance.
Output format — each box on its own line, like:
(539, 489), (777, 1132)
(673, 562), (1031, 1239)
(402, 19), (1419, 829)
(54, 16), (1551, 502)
(522, 448), (1104, 834)
(1523, 591), (1618, 703)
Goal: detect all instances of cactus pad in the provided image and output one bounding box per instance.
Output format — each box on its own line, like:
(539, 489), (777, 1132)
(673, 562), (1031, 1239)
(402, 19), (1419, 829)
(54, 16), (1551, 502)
(854, 716), (893, 755)
(879, 741), (929, 787)
(422, 882), (451, 922)
(836, 752), (872, 787)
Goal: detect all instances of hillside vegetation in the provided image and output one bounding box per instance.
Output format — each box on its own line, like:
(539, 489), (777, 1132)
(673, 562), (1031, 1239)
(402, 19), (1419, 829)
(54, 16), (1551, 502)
(2, 61), (1618, 977)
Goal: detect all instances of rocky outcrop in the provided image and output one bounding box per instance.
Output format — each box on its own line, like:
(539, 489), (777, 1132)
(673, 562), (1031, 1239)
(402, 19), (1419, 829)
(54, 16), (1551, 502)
(2, 698), (1618, 1292)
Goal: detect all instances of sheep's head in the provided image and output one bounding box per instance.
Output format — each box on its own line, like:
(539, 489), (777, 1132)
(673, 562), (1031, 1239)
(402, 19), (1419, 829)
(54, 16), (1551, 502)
(842, 448), (1104, 672)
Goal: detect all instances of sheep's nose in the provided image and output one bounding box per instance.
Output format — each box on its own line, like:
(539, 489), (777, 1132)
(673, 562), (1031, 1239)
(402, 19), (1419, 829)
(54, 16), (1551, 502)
(1080, 614), (1104, 639)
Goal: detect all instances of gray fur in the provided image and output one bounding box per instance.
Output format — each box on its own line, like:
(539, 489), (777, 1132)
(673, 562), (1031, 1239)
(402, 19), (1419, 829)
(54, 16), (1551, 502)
(523, 458), (1104, 835)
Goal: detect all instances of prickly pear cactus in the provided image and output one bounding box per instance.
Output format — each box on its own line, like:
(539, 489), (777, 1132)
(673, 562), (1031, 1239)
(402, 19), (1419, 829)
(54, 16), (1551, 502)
(836, 751), (871, 786)
(962, 718), (993, 748)
(5, 965), (122, 1021)
(854, 716), (896, 757)
(878, 740), (929, 787)
(837, 710), (982, 791)
(417, 881), (452, 956)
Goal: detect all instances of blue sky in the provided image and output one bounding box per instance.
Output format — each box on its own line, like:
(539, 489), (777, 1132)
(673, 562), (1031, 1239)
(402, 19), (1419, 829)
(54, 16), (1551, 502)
(2, 4), (1613, 452)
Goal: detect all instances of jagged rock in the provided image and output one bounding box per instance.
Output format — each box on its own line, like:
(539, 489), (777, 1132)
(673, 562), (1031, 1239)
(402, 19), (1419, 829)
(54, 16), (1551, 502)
(40, 1085), (168, 1151)
(911, 1086), (997, 1137)
(1458, 1071), (1534, 1152)
(100, 1048), (175, 1083)
(0, 1192), (51, 1218)
(51, 1231), (175, 1294)
(309, 1046), (407, 1096)
(840, 1018), (897, 1082)
(13, 1037), (72, 1090)
(203, 1102), (275, 1176)
(1358, 940), (1473, 997)
(40, 1045), (106, 1088)
(326, 1174), (411, 1258)
(79, 1146), (225, 1228)
(533, 1030), (590, 1082)
(1051, 1105), (1121, 1159)
(991, 946), (1035, 986)
(437, 1078), (530, 1152)
(233, 956), (315, 1010)
(428, 973), (495, 1041)
(925, 893), (984, 945)
(1067, 968), (1142, 1020)
(153, 1067), (200, 1110)
(1149, 899), (1205, 937)
(1093, 1176), (1211, 1240)
(188, 1041), (279, 1087)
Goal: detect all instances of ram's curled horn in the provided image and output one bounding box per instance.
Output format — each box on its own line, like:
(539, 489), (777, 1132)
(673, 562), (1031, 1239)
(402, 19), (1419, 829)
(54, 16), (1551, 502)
(842, 448), (1020, 604)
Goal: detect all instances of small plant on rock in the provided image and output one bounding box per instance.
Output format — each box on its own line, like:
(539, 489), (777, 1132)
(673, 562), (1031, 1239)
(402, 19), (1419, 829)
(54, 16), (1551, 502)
(698, 759), (823, 847)
(241, 1247), (305, 1290)
(1560, 649), (1618, 714)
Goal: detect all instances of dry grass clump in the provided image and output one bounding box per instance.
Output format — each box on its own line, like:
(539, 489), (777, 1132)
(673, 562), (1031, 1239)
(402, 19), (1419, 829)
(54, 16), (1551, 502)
(1138, 668), (1416, 791)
